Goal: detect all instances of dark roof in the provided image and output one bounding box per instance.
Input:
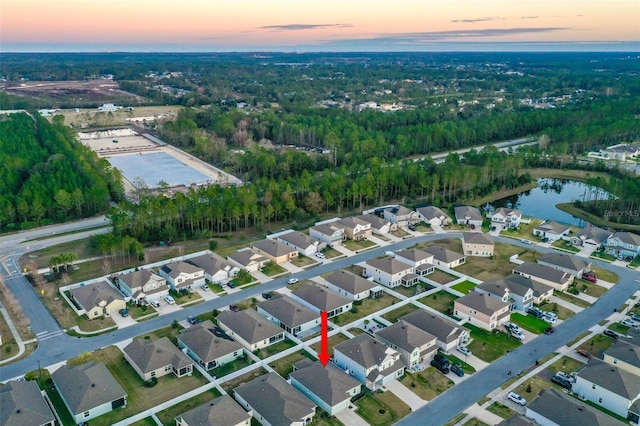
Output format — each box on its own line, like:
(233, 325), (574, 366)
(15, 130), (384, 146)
(375, 320), (436, 353)
(577, 357), (640, 399)
(400, 310), (469, 345)
(462, 232), (494, 246)
(217, 309), (283, 345)
(395, 248), (433, 263)
(52, 362), (127, 415)
(70, 281), (124, 311)
(492, 207), (522, 219)
(123, 337), (193, 375)
(0, 380), (56, 426)
(234, 372), (316, 425)
(503, 274), (554, 298)
(385, 205), (414, 217)
(311, 223), (344, 236)
(257, 295), (318, 328)
(477, 277), (532, 298)
(325, 270), (378, 295)
(252, 239), (297, 257)
(415, 205), (450, 221)
(454, 205), (483, 221)
(290, 361), (361, 407)
(334, 333), (399, 369)
(604, 339), (640, 370)
(357, 213), (391, 230)
(160, 260), (203, 278)
(456, 292), (509, 315)
(513, 262), (572, 285)
(176, 394), (251, 426)
(538, 252), (589, 272)
(366, 257), (414, 274)
(337, 216), (370, 229)
(227, 250), (267, 267)
(178, 320), (242, 363)
(527, 388), (624, 426)
(292, 283), (351, 312)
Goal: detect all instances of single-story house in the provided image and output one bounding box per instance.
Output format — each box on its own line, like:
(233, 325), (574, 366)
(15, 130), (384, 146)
(111, 269), (168, 304)
(276, 230), (322, 257)
(572, 357), (640, 424)
(454, 292), (511, 331)
(52, 362), (127, 425)
(70, 281), (126, 319)
(227, 250), (269, 273)
(605, 231), (640, 259)
(454, 205), (483, 228)
(291, 283), (352, 318)
(217, 309), (285, 351)
(533, 220), (571, 242)
(309, 223), (345, 247)
(375, 320), (437, 369)
(537, 252), (592, 277)
(513, 262), (574, 291)
(400, 310), (470, 353)
(357, 213), (397, 235)
(601, 142), (640, 161)
(415, 205), (452, 227)
(603, 339), (640, 377)
(123, 337), (193, 381)
(175, 394), (251, 426)
(526, 388), (625, 426)
(422, 246), (466, 269)
(475, 277), (534, 312)
(177, 320), (244, 371)
(324, 269), (383, 301)
(159, 261), (205, 292)
(289, 359), (362, 416)
(257, 295), (319, 337)
(570, 227), (613, 249)
(0, 379), (56, 426)
(502, 273), (554, 305)
(491, 207), (523, 229)
(186, 252), (239, 283)
(337, 217), (372, 241)
(333, 333), (405, 391)
(234, 372), (316, 426)
(462, 233), (495, 257)
(252, 239), (298, 264)
(364, 257), (415, 288)
(383, 205), (419, 227)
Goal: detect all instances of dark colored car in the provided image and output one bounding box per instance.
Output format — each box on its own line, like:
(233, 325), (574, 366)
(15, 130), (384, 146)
(576, 349), (592, 358)
(262, 292), (273, 300)
(551, 375), (573, 390)
(527, 307), (544, 318)
(187, 316), (201, 325)
(603, 329), (620, 339)
(450, 363), (465, 377)
(119, 308), (129, 317)
(544, 326), (555, 335)
(227, 282), (236, 288)
(229, 304), (240, 312)
(582, 274), (597, 283)
(431, 359), (450, 374)
(434, 353), (450, 366)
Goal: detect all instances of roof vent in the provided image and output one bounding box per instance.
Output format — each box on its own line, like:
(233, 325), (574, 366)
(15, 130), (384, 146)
(16, 409), (20, 414)
(91, 383), (96, 387)
(578, 407), (583, 411)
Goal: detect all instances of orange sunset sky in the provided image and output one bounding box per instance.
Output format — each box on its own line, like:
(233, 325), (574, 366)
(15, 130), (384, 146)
(1, 0), (639, 51)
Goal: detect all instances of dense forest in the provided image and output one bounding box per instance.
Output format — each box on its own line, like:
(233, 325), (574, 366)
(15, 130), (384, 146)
(0, 113), (124, 231)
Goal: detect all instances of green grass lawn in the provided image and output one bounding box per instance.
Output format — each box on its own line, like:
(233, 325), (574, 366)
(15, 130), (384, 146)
(344, 239), (377, 252)
(463, 418), (490, 426)
(608, 323), (630, 335)
(551, 239), (580, 253)
(256, 338), (298, 359)
(155, 388), (222, 425)
(450, 280), (477, 294)
(332, 294), (400, 325)
(629, 257), (640, 268)
(445, 353), (476, 374)
(323, 247), (343, 259)
(220, 367), (269, 394)
(311, 333), (350, 354)
(380, 303), (420, 323)
(499, 219), (544, 240)
(486, 402), (516, 419)
(129, 417), (157, 426)
(553, 290), (591, 308)
(536, 300), (575, 321)
(314, 412), (346, 426)
(269, 350), (317, 378)
(465, 324), (522, 362)
(571, 279), (608, 298)
(392, 283), (435, 297)
(290, 254), (318, 267)
(444, 413), (468, 426)
(210, 283), (227, 294)
(577, 334), (616, 359)
(548, 356), (585, 375)
(355, 390), (411, 426)
(210, 355), (254, 378)
(590, 251), (617, 262)
(510, 312), (549, 334)
(399, 367), (455, 400)
(590, 266), (619, 283)
(425, 269), (458, 284)
(454, 242), (541, 281)
(418, 290), (459, 316)
(262, 262), (287, 276)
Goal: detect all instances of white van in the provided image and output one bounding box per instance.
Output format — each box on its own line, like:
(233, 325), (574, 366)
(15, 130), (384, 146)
(384, 251), (396, 258)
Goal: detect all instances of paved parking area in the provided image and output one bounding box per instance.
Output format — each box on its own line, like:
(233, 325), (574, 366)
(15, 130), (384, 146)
(385, 379), (427, 411)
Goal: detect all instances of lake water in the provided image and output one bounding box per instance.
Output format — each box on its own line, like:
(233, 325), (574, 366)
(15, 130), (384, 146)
(489, 178), (614, 227)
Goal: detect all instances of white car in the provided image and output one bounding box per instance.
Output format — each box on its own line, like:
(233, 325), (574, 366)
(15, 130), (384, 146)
(287, 278), (299, 284)
(457, 346), (472, 357)
(149, 299), (161, 308)
(504, 322), (521, 333)
(315, 252), (326, 259)
(542, 314), (557, 324)
(621, 318), (639, 328)
(508, 392), (527, 406)
(510, 329), (525, 341)
(164, 295), (176, 305)
(200, 284), (210, 292)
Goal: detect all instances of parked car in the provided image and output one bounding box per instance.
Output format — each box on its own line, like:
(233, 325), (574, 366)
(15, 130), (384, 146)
(582, 274), (597, 283)
(287, 277), (299, 284)
(504, 322), (521, 333)
(119, 308), (129, 317)
(621, 318), (639, 328)
(542, 313), (557, 324)
(229, 304), (240, 312)
(149, 299), (161, 308)
(164, 295), (175, 305)
(431, 359), (450, 374)
(551, 375), (573, 390)
(200, 284), (210, 292)
(227, 281), (236, 288)
(544, 326), (556, 335)
(315, 252), (326, 259)
(507, 392), (527, 406)
(603, 329), (620, 339)
(450, 363), (465, 377)
(434, 353), (451, 366)
(408, 224), (417, 231)
(527, 307), (544, 318)
(510, 329), (526, 341)
(262, 292), (273, 300)
(187, 315), (201, 325)
(555, 371), (575, 383)
(521, 239), (533, 245)
(457, 346), (472, 357)
(630, 312), (640, 322)
(576, 349), (592, 358)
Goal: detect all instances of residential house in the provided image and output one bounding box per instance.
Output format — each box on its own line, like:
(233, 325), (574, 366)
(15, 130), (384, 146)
(383, 205), (419, 227)
(502, 274), (554, 305)
(496, 415), (538, 426)
(123, 337), (193, 381)
(0, 380), (56, 426)
(256, 295), (319, 337)
(234, 372), (316, 426)
(422, 246), (466, 269)
(537, 252), (592, 277)
(454, 205), (483, 228)
(513, 262), (574, 291)
(375, 320), (437, 369)
(364, 257), (415, 288)
(227, 250), (269, 273)
(217, 309), (285, 351)
(400, 310), (470, 353)
(70, 281), (126, 319)
(175, 394), (251, 426)
(533, 220), (571, 242)
(603, 339), (640, 377)
(462, 233), (495, 257)
(475, 277), (534, 312)
(337, 217), (372, 241)
(187, 252), (239, 283)
(570, 227), (613, 249)
(526, 388), (625, 426)
(491, 207), (523, 229)
(415, 205), (452, 227)
(52, 362), (127, 425)
(276, 231), (322, 257)
(111, 269), (168, 304)
(252, 239), (298, 264)
(289, 359), (362, 416)
(357, 213), (397, 235)
(605, 232), (640, 259)
(454, 292), (510, 331)
(291, 283), (352, 318)
(572, 357), (640, 424)
(324, 270), (383, 300)
(177, 320), (243, 371)
(394, 248), (435, 276)
(309, 223), (345, 247)
(333, 333), (405, 391)
(159, 261), (205, 292)
(602, 142), (640, 161)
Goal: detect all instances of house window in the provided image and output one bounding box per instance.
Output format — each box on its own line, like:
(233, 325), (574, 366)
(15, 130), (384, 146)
(165, 365), (171, 371)
(84, 411), (90, 418)
(613, 359), (617, 364)
(151, 371), (156, 377)
(233, 351), (238, 356)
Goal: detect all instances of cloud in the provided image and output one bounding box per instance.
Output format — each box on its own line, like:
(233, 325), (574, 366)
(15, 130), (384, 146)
(520, 16), (540, 20)
(259, 23), (352, 31)
(452, 17), (504, 23)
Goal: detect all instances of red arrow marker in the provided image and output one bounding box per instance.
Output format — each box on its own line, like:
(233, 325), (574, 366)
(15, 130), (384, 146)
(319, 311), (330, 366)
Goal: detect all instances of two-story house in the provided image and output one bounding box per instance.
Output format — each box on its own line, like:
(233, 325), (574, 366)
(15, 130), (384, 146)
(454, 292), (511, 331)
(394, 248), (435, 276)
(491, 207), (523, 229)
(275, 230), (322, 257)
(375, 320), (437, 369)
(605, 231), (640, 259)
(337, 217), (372, 241)
(400, 310), (470, 353)
(309, 222), (345, 247)
(475, 277), (534, 312)
(603, 339), (640, 377)
(112, 269), (168, 304)
(365, 257), (415, 288)
(186, 252), (239, 284)
(357, 213), (397, 235)
(462, 233), (495, 257)
(383, 205), (419, 227)
(159, 261), (205, 292)
(422, 246), (466, 269)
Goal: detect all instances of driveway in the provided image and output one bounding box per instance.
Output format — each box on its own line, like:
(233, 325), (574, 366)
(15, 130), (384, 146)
(385, 379), (427, 411)
(335, 407), (369, 426)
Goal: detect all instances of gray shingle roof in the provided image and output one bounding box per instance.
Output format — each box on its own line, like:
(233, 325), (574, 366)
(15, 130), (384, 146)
(609, 231), (640, 246)
(257, 295), (318, 328)
(160, 261), (203, 278)
(375, 320), (436, 353)
(0, 380), (56, 426)
(227, 250), (267, 267)
(462, 232), (494, 246)
(422, 246), (465, 264)
(534, 220), (570, 234)
(337, 216), (370, 229)
(492, 207), (522, 220)
(604, 339), (640, 370)
(290, 361), (361, 407)
(234, 372), (315, 425)
(574, 227), (612, 244)
(123, 337), (193, 375)
(527, 388), (625, 426)
(114, 269), (165, 290)
(252, 239), (297, 257)
(277, 231), (317, 250)
(357, 213), (390, 231)
(578, 357), (640, 399)
(334, 333), (399, 369)
(177, 394), (251, 426)
(385, 205), (413, 217)
(395, 248), (433, 263)
(178, 320), (242, 364)
(70, 281), (124, 311)
(325, 270), (377, 295)
(454, 205), (483, 221)
(496, 415), (537, 426)
(456, 292), (509, 315)
(292, 283), (351, 312)
(311, 223), (344, 237)
(400, 310), (469, 345)
(186, 253), (233, 277)
(513, 262), (572, 285)
(217, 309), (283, 345)
(52, 362), (127, 415)
(538, 252), (589, 272)
(477, 276), (532, 298)
(366, 257), (414, 274)
(416, 205), (450, 221)
(503, 274), (553, 298)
